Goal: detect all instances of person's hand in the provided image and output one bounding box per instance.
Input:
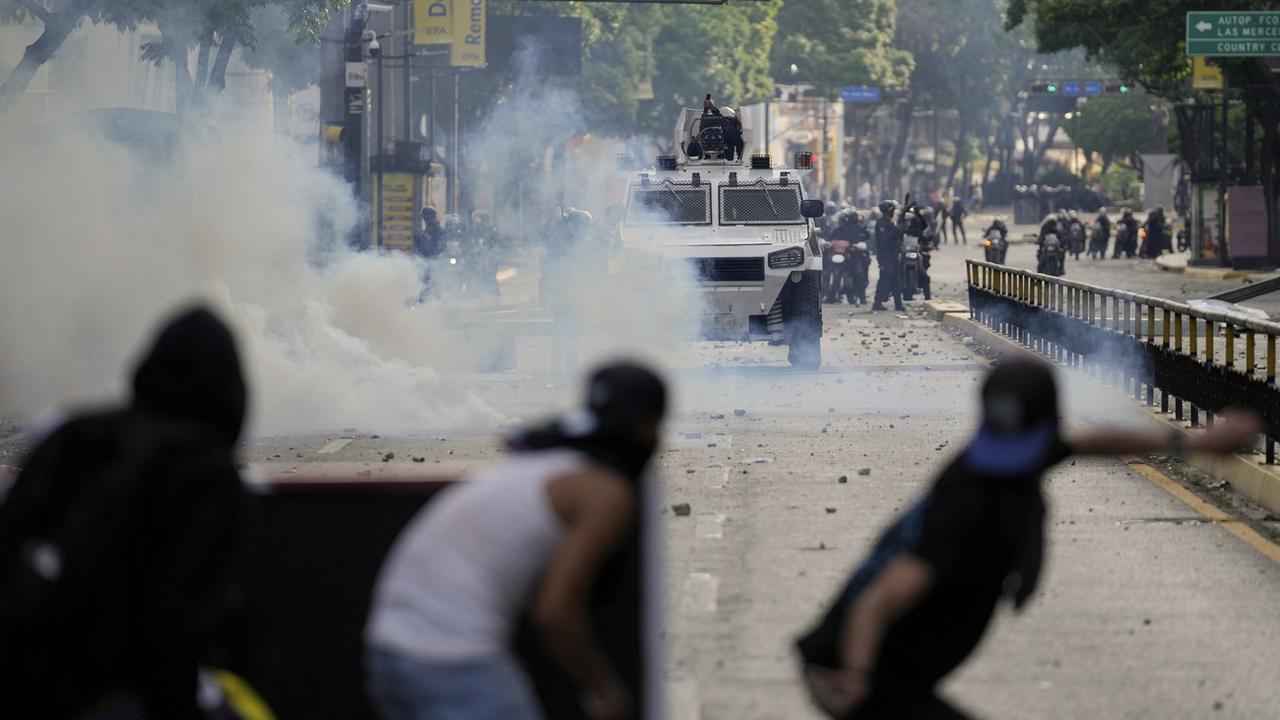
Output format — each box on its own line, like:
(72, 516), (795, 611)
(581, 680), (632, 720)
(803, 665), (870, 718)
(1187, 410), (1262, 455)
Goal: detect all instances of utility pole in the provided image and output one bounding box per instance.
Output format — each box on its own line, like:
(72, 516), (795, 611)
(1220, 91), (1230, 266)
(343, 4), (370, 198)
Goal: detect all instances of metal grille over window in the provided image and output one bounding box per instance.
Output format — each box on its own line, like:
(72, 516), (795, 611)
(627, 181), (712, 225)
(719, 181), (805, 226)
(688, 257), (765, 283)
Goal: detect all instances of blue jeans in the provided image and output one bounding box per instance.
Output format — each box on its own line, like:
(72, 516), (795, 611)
(365, 648), (543, 720)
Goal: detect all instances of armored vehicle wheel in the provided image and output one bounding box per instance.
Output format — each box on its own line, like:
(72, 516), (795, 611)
(786, 271), (822, 370)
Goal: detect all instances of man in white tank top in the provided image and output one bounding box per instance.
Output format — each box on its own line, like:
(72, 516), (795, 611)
(366, 363), (667, 720)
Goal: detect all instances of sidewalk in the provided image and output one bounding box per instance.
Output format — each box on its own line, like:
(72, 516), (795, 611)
(1155, 251), (1270, 281)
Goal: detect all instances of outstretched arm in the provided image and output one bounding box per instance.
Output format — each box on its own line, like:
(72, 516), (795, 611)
(1068, 410), (1260, 457)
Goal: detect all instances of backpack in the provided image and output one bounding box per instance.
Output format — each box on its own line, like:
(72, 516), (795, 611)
(0, 411), (206, 716)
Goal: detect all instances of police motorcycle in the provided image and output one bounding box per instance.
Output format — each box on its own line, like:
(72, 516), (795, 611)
(1065, 211), (1086, 260)
(1088, 217), (1109, 259)
(899, 203), (933, 301)
(1113, 210), (1139, 258)
(1037, 232), (1067, 277)
(982, 228), (1008, 264)
(822, 211), (869, 304)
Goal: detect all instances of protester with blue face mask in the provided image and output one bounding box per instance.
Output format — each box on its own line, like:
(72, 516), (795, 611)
(795, 359), (1259, 720)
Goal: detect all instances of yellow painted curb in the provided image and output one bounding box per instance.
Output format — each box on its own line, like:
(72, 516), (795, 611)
(1123, 457), (1280, 566)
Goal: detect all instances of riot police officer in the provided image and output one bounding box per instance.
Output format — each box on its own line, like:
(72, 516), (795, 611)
(1115, 208), (1139, 258)
(872, 200), (905, 312)
(984, 216), (1009, 243)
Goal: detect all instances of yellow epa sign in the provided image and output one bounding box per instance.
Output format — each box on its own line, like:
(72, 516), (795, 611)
(414, 0), (452, 45)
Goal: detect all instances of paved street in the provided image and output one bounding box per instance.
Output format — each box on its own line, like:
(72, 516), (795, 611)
(227, 238), (1280, 720)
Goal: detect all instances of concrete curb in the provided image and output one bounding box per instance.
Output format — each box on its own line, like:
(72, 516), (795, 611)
(1156, 252), (1257, 281)
(922, 300), (969, 321)
(940, 310), (1280, 516)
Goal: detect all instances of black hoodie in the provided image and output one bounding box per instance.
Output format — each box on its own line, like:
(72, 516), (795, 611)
(0, 306), (246, 719)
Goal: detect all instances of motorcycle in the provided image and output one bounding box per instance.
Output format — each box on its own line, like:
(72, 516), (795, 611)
(439, 237), (501, 299)
(1088, 221), (1108, 259)
(900, 235), (931, 301)
(824, 238), (857, 304)
(982, 229), (1007, 264)
(1114, 225), (1137, 258)
(1067, 221), (1086, 260)
(1037, 233), (1066, 277)
(1177, 226), (1190, 252)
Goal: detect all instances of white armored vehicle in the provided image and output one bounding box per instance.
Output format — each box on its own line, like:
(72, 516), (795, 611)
(618, 103), (826, 368)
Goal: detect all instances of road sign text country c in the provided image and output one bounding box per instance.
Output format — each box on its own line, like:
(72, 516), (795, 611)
(1187, 11), (1280, 56)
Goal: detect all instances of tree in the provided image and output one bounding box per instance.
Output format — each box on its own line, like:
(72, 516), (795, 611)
(770, 0), (909, 97)
(644, 0), (782, 134)
(1005, 0), (1280, 98)
(1064, 90), (1168, 175)
(0, 0), (342, 114)
(0, 0), (101, 109)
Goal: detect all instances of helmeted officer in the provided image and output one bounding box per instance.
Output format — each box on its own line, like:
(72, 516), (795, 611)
(872, 200), (905, 312)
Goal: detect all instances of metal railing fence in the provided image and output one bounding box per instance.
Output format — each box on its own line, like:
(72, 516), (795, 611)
(966, 260), (1280, 463)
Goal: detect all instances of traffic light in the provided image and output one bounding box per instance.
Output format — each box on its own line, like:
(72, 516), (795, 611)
(1031, 81), (1059, 94)
(1104, 82), (1132, 94)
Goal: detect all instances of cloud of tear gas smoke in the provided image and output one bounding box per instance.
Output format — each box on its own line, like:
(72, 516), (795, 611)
(974, 302), (1158, 427)
(437, 43), (708, 375)
(0, 123), (507, 434)
(0, 38), (708, 435)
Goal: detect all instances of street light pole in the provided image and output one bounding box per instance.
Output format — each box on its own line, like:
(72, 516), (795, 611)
(343, 4), (369, 198)
(376, 48), (384, 249)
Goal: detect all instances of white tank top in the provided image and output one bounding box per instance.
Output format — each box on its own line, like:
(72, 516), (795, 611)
(365, 449), (582, 661)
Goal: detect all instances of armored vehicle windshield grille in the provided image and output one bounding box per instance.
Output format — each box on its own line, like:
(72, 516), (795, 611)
(718, 182), (805, 226)
(687, 257), (765, 283)
(627, 182), (711, 225)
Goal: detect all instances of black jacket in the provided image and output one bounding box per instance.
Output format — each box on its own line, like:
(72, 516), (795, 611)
(0, 308), (245, 719)
(875, 218), (903, 263)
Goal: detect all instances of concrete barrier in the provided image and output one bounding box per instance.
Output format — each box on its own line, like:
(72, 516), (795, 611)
(227, 471), (648, 719)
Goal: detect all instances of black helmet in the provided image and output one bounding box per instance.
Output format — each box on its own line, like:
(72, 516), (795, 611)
(878, 199), (897, 218)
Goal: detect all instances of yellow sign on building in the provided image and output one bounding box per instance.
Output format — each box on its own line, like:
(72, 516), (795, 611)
(1192, 56), (1225, 91)
(450, 0), (486, 68)
(414, 0), (452, 45)
(373, 173), (418, 251)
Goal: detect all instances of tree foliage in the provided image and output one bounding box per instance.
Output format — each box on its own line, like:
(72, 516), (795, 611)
(771, 0), (908, 95)
(1005, 0), (1280, 98)
(0, 0), (341, 112)
(1064, 90), (1167, 174)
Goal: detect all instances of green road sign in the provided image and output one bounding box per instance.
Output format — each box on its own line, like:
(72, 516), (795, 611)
(1187, 11), (1280, 57)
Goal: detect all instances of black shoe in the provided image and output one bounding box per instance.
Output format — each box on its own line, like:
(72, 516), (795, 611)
(894, 303), (906, 311)
(871, 303), (886, 311)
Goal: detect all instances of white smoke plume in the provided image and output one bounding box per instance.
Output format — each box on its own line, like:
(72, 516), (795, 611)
(0, 39), (705, 436)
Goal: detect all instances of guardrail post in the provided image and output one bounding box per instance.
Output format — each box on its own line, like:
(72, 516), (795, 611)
(1269, 334), (1277, 464)
(1174, 312), (1184, 422)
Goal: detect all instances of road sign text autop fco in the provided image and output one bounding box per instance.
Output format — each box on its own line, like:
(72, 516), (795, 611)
(1187, 11), (1280, 57)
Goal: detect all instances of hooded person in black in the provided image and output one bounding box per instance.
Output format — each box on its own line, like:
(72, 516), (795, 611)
(0, 306), (247, 719)
(795, 359), (1259, 720)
